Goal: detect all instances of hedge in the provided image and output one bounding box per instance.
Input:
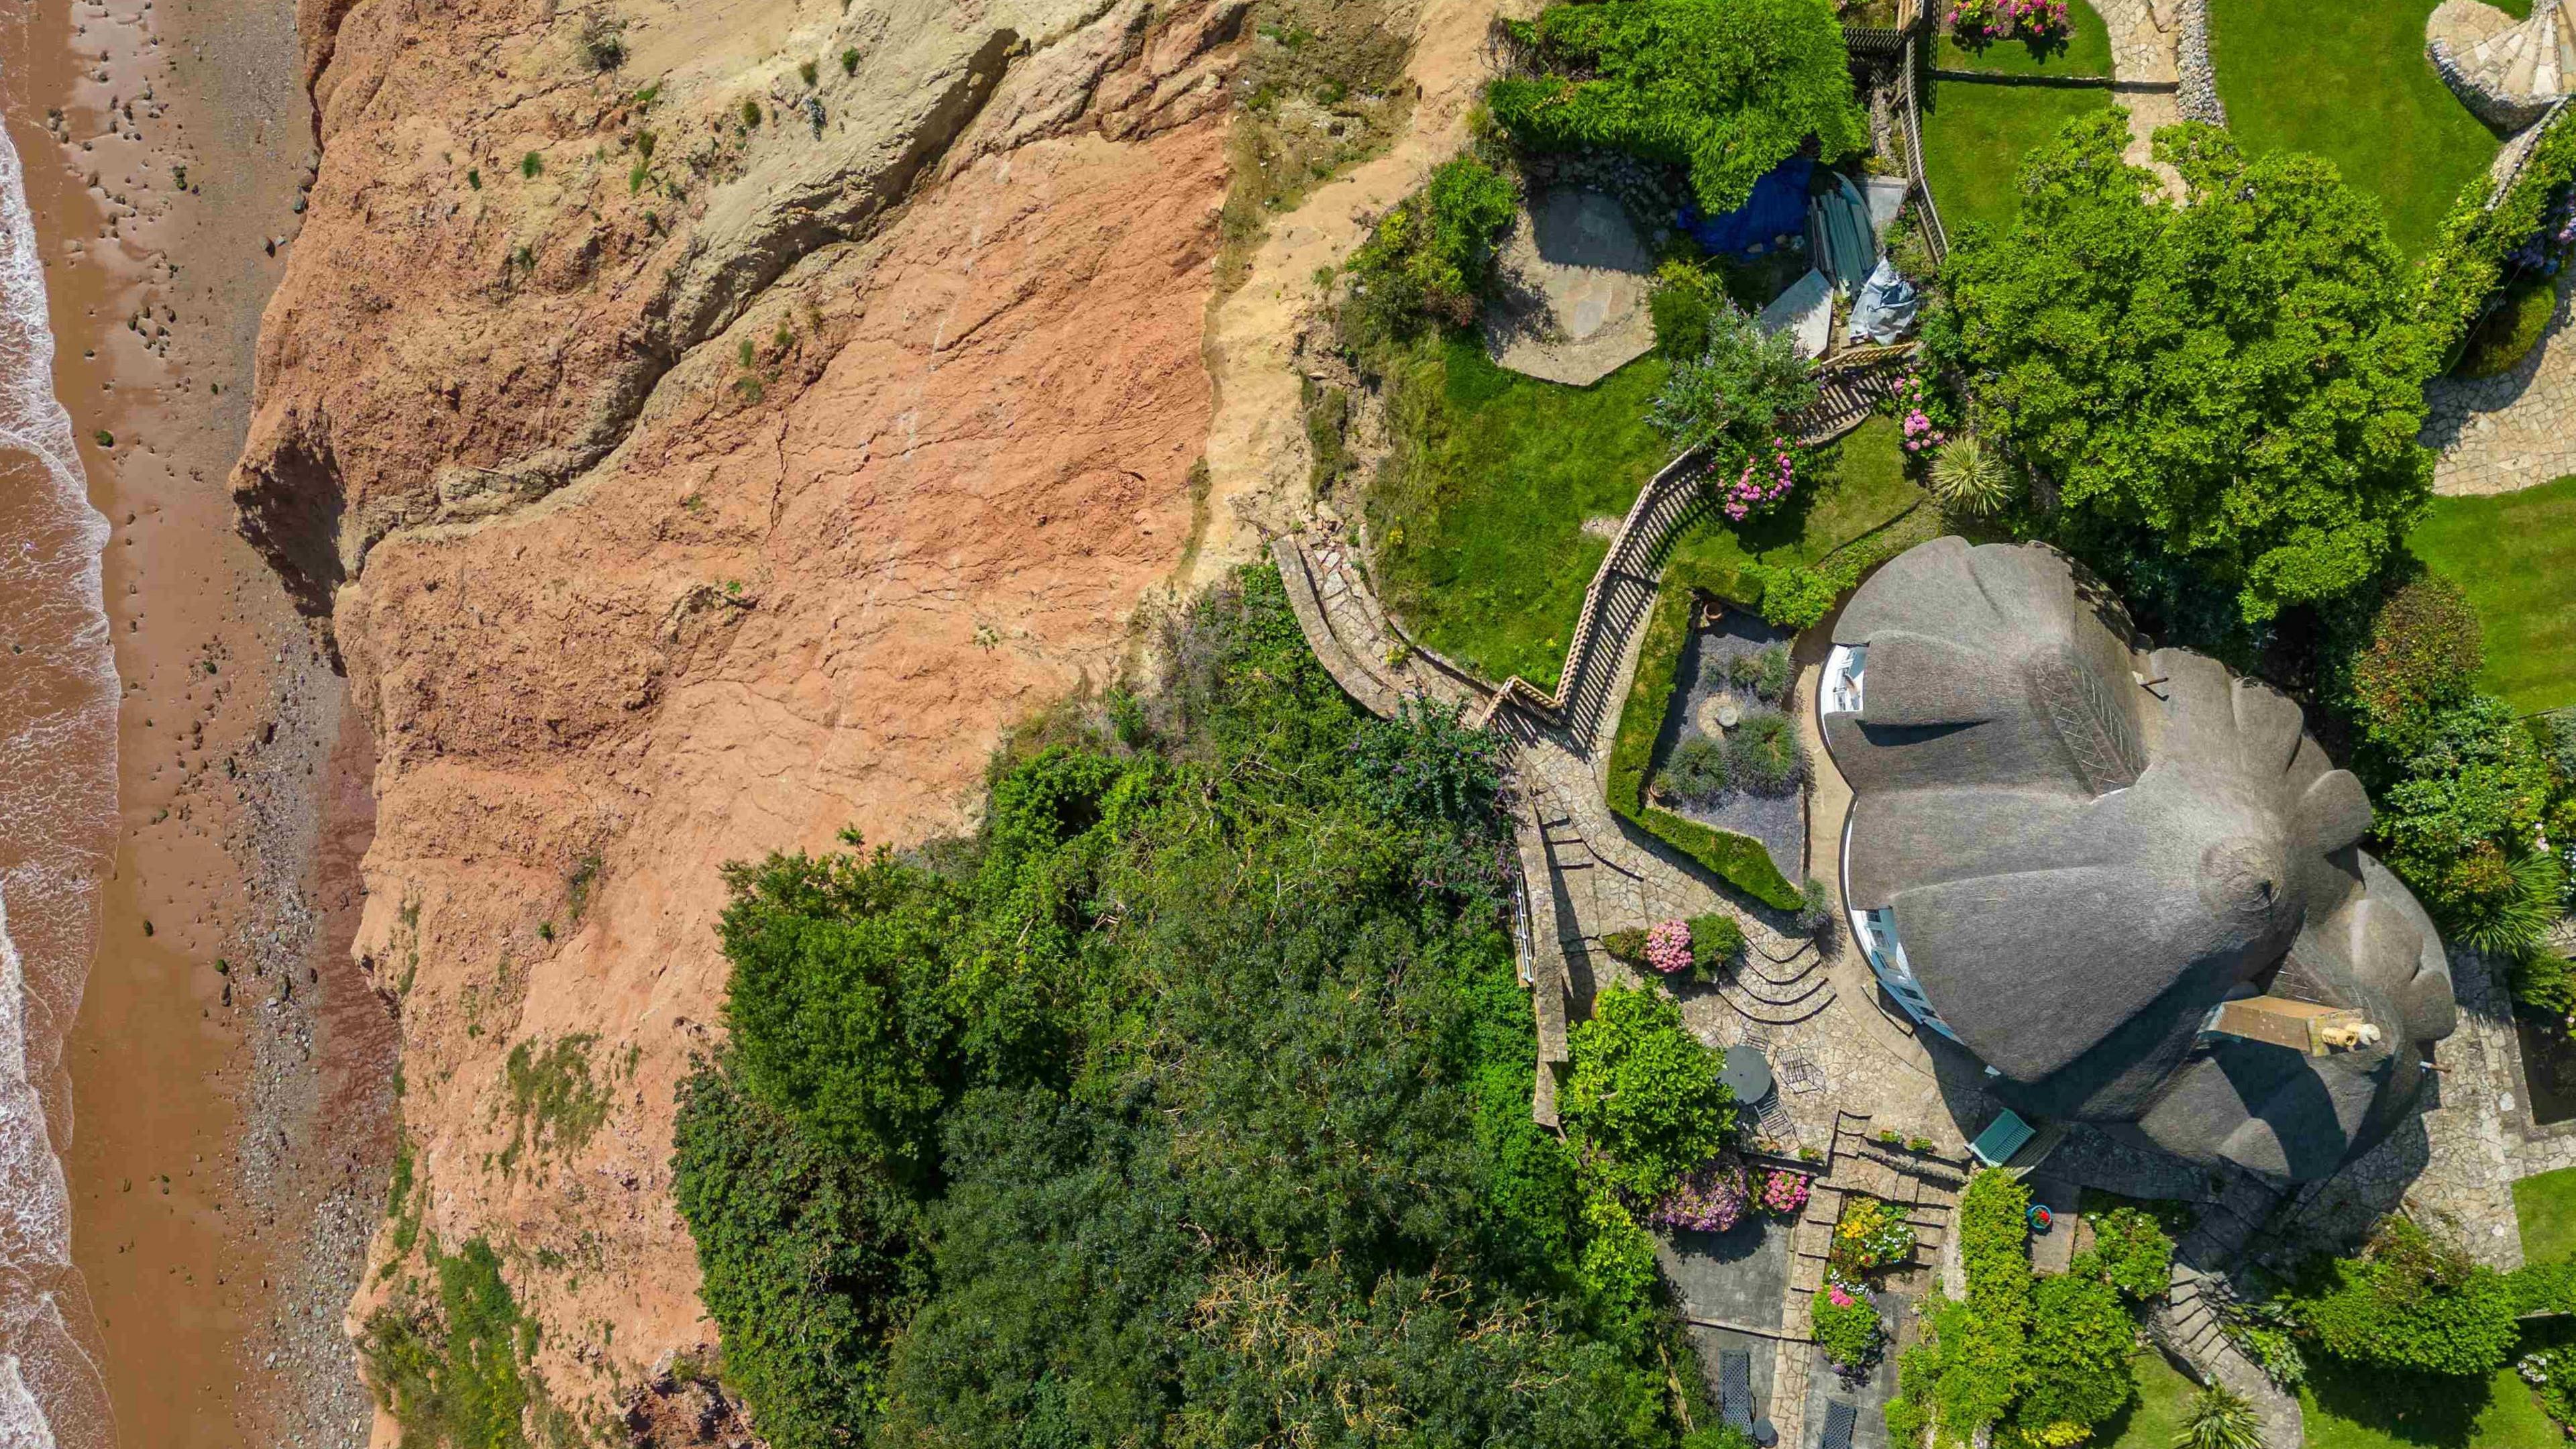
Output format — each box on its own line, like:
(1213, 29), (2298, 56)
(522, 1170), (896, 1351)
(1604, 574), (1805, 910)
(2414, 104), (2576, 358)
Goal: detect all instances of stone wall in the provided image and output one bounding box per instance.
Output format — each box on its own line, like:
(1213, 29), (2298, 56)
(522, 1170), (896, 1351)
(2177, 0), (2227, 125)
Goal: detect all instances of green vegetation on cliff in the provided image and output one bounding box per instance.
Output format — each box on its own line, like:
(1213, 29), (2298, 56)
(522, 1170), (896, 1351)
(673, 567), (1735, 1449)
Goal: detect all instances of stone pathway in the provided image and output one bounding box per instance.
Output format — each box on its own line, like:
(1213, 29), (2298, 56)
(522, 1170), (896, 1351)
(2090, 0), (2187, 194)
(2423, 269), (2576, 496)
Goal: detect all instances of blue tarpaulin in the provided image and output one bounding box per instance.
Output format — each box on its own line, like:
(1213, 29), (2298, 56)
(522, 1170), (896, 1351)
(1677, 156), (1813, 258)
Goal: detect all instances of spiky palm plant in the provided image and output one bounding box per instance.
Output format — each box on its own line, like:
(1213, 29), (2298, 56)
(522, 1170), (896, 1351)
(1928, 433), (2012, 515)
(2175, 1383), (2266, 1449)
(2451, 849), (2569, 956)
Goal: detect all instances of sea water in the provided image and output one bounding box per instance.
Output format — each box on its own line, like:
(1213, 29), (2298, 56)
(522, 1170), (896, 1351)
(0, 99), (121, 1449)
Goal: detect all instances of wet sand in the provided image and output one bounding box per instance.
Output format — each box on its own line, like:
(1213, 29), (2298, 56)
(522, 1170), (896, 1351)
(6, 1), (394, 1446)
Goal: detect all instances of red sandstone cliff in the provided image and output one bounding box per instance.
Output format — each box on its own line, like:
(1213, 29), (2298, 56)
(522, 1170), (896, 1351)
(234, 0), (1242, 1432)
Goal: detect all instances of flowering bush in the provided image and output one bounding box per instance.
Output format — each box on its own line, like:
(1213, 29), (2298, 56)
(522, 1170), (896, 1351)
(2006, 0), (2071, 41)
(1949, 0), (2008, 43)
(1645, 1157), (1749, 1232)
(1758, 1169), (1811, 1218)
(1811, 1279), (1884, 1371)
(1951, 0), (2068, 44)
(2519, 1345), (2576, 1426)
(1829, 1195), (1918, 1274)
(1644, 918), (1694, 975)
(1887, 370), (1950, 454)
(1719, 437), (1801, 521)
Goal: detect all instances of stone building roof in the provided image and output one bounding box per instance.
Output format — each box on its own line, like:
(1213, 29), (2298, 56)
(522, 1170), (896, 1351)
(1823, 537), (2457, 1181)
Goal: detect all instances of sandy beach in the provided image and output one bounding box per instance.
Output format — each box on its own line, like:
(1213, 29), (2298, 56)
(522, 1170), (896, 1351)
(4, 1), (392, 1444)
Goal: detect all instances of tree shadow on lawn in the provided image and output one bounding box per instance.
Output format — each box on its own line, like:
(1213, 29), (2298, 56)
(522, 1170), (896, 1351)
(2303, 1360), (2500, 1448)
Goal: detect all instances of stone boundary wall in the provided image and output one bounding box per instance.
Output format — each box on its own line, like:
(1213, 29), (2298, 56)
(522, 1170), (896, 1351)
(2177, 0), (2226, 125)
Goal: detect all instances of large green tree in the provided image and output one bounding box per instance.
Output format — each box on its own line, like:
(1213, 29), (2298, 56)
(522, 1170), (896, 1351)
(1937, 113), (2436, 623)
(1488, 0), (1866, 213)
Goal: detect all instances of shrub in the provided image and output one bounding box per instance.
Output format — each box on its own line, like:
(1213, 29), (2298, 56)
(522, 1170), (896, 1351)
(2079, 1207), (2174, 1301)
(1647, 305), (1819, 456)
(798, 58), (820, 87)
(841, 48), (859, 76)
(1659, 736), (1731, 803)
(2458, 274), (2560, 378)
(1651, 259), (1727, 360)
(1688, 912), (1746, 976)
(1741, 649), (1803, 706)
(1644, 1156), (1750, 1232)
(1929, 434), (2012, 515)
(1797, 877), (1835, 934)
(2176, 1382), (2264, 1449)
(521, 150), (542, 178)
(1348, 698), (1504, 830)
(580, 13), (627, 70)
(1346, 156), (1519, 336)
(2016, 1273), (2137, 1438)
(2346, 576), (2484, 760)
(1488, 0), (1866, 214)
(2296, 1216), (2520, 1377)
(1756, 564), (1842, 630)
(2512, 941), (2576, 1022)
(742, 97), (763, 128)
(1601, 928), (1650, 965)
(1727, 708), (1805, 796)
(1811, 1282), (1884, 1371)
(672, 1067), (920, 1447)
(2373, 695), (2556, 947)
(1563, 986), (1737, 1200)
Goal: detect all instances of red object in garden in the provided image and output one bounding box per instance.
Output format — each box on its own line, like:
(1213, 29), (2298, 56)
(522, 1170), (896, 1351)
(2028, 1204), (2053, 1232)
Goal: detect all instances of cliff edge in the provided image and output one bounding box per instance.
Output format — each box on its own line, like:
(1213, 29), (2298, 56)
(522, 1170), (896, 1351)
(234, 0), (1240, 1435)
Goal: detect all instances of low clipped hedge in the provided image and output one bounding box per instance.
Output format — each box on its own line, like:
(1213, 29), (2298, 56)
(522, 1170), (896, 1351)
(1604, 574), (1804, 910)
(2416, 106), (2576, 357)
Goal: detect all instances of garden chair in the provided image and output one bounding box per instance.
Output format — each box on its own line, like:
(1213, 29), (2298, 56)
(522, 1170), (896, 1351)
(1819, 1400), (1857, 1449)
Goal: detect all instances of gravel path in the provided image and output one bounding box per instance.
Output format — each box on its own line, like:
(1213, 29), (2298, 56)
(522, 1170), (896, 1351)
(2423, 270), (2576, 495)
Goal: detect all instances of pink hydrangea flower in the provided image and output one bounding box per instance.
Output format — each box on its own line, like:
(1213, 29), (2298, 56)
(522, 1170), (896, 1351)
(1645, 918), (1693, 975)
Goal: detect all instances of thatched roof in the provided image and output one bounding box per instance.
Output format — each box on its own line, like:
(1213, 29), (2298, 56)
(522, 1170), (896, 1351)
(1824, 538), (2456, 1181)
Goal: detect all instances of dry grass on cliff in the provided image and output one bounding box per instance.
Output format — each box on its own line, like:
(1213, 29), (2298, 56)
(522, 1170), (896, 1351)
(1216, 0), (1419, 292)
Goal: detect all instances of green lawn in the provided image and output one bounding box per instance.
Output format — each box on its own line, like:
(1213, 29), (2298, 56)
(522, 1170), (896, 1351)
(1366, 336), (1923, 691)
(2407, 474), (2576, 716)
(2301, 1352), (2561, 1448)
(2208, 0), (2504, 255)
(2098, 1350), (2198, 1449)
(1935, 1), (2114, 76)
(2515, 1164), (2576, 1263)
(1918, 78), (2115, 239)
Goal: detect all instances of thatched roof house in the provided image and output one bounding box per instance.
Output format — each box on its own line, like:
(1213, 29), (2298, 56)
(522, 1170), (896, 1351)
(1819, 538), (2457, 1181)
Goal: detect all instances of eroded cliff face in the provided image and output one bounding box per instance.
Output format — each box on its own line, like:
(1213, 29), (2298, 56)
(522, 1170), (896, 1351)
(236, 0), (1240, 1432)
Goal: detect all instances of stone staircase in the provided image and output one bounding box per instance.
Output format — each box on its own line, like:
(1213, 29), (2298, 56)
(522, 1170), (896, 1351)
(2430, 0), (2574, 131)
(2146, 1173), (2303, 1449)
(1717, 938), (1838, 1027)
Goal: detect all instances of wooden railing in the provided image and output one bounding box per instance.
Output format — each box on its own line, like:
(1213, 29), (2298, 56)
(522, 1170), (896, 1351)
(1896, 35), (1950, 267)
(1473, 345), (1920, 744)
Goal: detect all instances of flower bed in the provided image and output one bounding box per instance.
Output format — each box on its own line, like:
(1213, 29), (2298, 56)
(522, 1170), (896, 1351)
(1811, 1280), (1886, 1371)
(1830, 1195), (1919, 1275)
(1758, 1167), (1812, 1218)
(1646, 1156), (1750, 1233)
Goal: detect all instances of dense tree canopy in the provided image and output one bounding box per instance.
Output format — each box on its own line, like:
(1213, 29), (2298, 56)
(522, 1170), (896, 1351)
(1489, 0), (1866, 213)
(674, 570), (1733, 1449)
(1936, 113), (2436, 623)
